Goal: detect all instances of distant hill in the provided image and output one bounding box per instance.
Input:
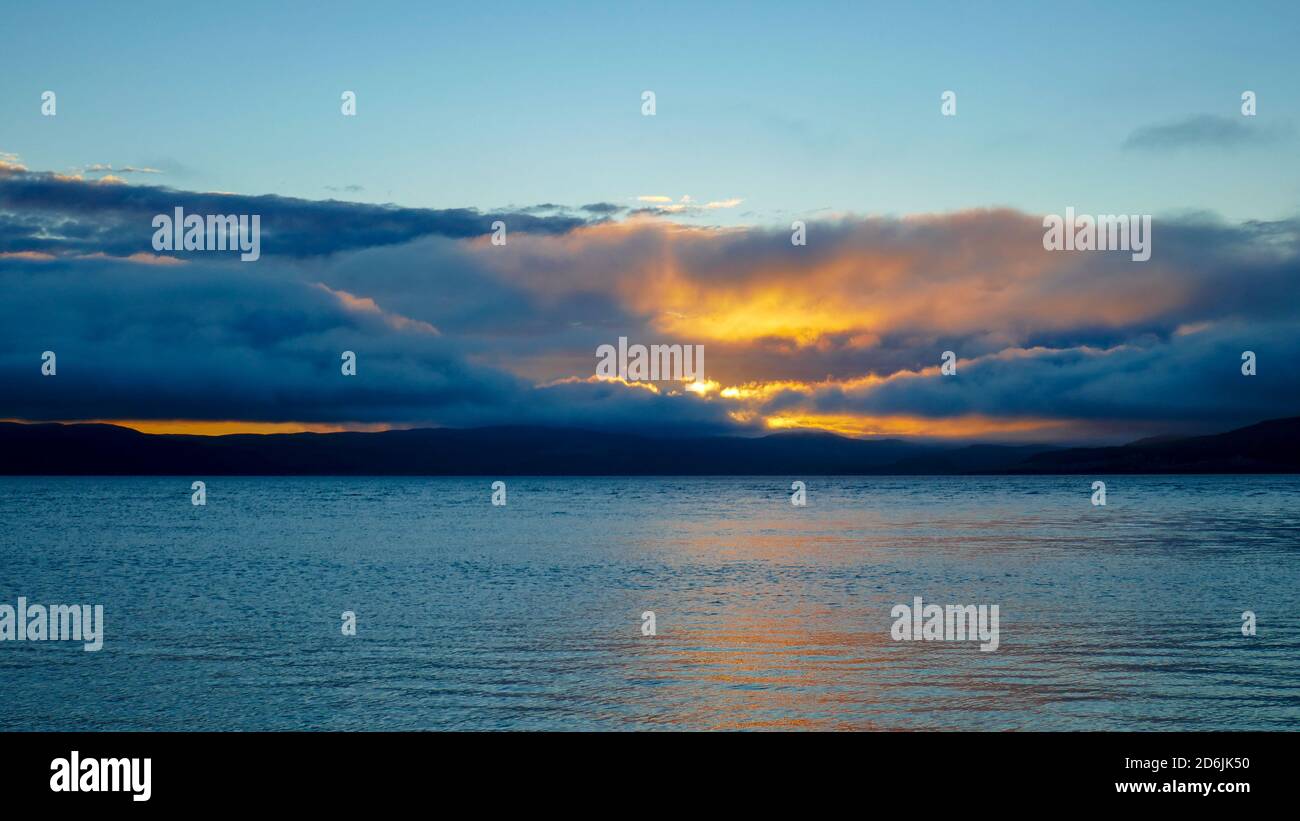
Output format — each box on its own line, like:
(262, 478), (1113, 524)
(0, 417), (1296, 475)
(0, 423), (935, 475)
(1007, 416), (1300, 474)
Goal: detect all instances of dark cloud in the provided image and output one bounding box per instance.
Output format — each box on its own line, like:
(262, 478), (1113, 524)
(776, 321), (1300, 433)
(580, 202), (625, 215)
(510, 202), (627, 218)
(0, 166), (601, 259)
(1122, 114), (1293, 151)
(0, 254), (740, 434)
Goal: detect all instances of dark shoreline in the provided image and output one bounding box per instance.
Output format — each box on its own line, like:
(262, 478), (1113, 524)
(3, 416), (1297, 476)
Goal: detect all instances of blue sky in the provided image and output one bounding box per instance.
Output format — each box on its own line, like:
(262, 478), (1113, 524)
(2, 0), (1297, 223)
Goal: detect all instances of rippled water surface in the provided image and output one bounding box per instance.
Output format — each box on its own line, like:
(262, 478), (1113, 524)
(2, 476), (1297, 730)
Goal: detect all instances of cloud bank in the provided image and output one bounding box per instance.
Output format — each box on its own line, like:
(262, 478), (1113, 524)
(2, 161), (1297, 442)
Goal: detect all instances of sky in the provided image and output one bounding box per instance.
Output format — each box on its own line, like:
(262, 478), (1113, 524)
(1, 1), (1298, 443)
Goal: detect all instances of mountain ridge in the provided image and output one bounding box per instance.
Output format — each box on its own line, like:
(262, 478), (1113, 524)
(0, 416), (1296, 475)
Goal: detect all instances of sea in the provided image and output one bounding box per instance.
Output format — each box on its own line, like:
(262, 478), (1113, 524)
(1, 475), (1297, 731)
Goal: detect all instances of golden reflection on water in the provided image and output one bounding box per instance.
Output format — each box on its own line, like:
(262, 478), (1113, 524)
(614, 511), (1085, 730)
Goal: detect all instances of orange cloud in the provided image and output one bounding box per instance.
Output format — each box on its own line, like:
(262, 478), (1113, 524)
(762, 413), (1068, 439)
(470, 210), (1197, 356)
(69, 420), (400, 436)
(313, 283), (440, 335)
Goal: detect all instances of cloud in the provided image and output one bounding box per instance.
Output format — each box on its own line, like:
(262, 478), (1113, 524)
(0, 252), (741, 434)
(1122, 114), (1293, 150)
(2, 164), (1298, 441)
(580, 202), (625, 215)
(0, 165), (604, 259)
(740, 322), (1300, 438)
(632, 195), (745, 217)
(83, 163), (164, 175)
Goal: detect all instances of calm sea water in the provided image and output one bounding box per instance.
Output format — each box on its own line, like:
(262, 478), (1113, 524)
(1, 476), (1297, 731)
